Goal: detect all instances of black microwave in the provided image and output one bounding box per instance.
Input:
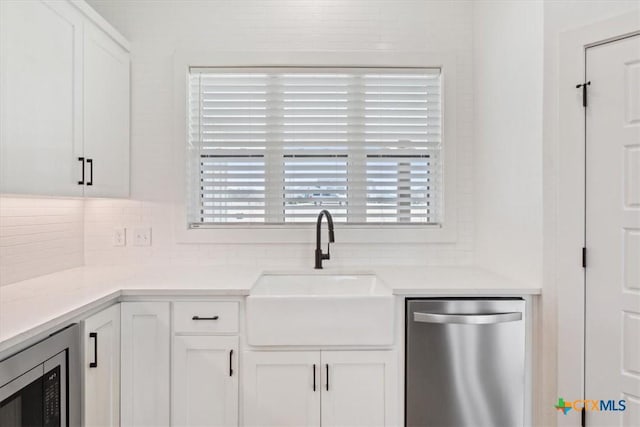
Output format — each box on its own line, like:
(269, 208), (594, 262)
(0, 324), (80, 426)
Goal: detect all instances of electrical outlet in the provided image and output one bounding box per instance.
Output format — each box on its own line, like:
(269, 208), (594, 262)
(133, 227), (152, 246)
(113, 227), (126, 246)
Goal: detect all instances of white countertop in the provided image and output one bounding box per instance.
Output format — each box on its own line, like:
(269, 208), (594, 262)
(0, 264), (540, 355)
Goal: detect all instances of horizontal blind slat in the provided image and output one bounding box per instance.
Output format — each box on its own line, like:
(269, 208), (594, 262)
(188, 67), (442, 225)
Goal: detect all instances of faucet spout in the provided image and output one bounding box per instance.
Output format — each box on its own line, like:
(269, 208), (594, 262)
(315, 210), (335, 269)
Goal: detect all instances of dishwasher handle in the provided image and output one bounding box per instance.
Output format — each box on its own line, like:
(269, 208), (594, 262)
(413, 311), (522, 325)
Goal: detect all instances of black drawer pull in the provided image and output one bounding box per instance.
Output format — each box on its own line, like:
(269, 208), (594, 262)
(229, 349), (234, 377)
(78, 157), (85, 185)
(86, 158), (93, 186)
(326, 364), (329, 391)
(89, 332), (98, 368)
(313, 364), (316, 391)
(192, 315), (219, 321)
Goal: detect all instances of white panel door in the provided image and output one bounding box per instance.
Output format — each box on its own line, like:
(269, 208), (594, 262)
(243, 351), (320, 427)
(586, 34), (640, 427)
(0, 0), (83, 196)
(321, 351), (398, 427)
(83, 304), (121, 427)
(83, 23), (130, 197)
(121, 302), (171, 427)
(173, 336), (239, 427)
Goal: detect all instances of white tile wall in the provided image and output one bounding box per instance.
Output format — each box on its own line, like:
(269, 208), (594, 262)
(84, 199), (473, 268)
(0, 197), (84, 286)
(83, 0), (475, 269)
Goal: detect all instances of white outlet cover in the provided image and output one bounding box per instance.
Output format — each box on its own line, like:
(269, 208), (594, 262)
(113, 227), (126, 247)
(133, 227), (152, 246)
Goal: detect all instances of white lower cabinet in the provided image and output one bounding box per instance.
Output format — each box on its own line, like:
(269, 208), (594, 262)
(243, 351), (321, 427)
(243, 350), (397, 427)
(121, 302), (171, 427)
(172, 335), (239, 427)
(82, 304), (121, 427)
(87, 300), (397, 427)
(321, 351), (398, 427)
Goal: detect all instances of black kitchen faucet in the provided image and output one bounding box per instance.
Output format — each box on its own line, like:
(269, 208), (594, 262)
(314, 210), (334, 269)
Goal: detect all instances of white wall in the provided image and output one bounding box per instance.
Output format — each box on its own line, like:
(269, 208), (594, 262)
(473, 0), (544, 286)
(0, 197), (84, 286)
(84, 0), (475, 269)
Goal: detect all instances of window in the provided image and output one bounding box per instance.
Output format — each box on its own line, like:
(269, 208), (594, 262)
(187, 67), (442, 227)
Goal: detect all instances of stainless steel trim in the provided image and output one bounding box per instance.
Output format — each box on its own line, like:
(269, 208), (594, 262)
(413, 311), (522, 324)
(0, 365), (43, 402)
(0, 324), (80, 426)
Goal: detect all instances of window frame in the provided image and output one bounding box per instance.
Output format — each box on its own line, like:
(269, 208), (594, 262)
(173, 51), (458, 244)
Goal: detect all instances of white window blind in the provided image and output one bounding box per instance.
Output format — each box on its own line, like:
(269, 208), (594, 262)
(187, 67), (442, 226)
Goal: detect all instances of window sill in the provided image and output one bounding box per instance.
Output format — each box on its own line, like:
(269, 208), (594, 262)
(175, 223), (456, 244)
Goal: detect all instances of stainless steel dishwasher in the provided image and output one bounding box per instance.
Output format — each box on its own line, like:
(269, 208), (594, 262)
(405, 298), (525, 427)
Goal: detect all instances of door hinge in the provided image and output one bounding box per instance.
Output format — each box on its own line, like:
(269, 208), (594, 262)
(582, 247), (587, 268)
(581, 407), (586, 427)
(576, 81), (591, 108)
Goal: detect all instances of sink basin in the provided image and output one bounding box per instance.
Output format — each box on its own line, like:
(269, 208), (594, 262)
(250, 274), (392, 296)
(246, 273), (395, 346)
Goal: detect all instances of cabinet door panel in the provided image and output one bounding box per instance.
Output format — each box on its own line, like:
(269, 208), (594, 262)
(83, 24), (130, 197)
(0, 0), (83, 196)
(173, 336), (239, 427)
(243, 351), (320, 427)
(83, 304), (120, 427)
(321, 351), (398, 427)
(121, 302), (170, 427)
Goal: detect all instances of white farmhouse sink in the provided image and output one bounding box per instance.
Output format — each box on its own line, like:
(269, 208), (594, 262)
(246, 273), (395, 346)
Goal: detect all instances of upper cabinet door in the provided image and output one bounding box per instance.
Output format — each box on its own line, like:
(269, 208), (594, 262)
(173, 336), (239, 427)
(0, 0), (84, 196)
(243, 351), (321, 427)
(320, 351), (398, 427)
(83, 23), (130, 198)
(83, 304), (121, 427)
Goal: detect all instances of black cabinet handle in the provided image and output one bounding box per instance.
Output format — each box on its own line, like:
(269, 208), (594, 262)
(313, 364), (316, 391)
(192, 315), (219, 320)
(229, 349), (234, 377)
(89, 332), (98, 368)
(77, 157), (85, 185)
(86, 158), (93, 186)
(325, 364), (329, 391)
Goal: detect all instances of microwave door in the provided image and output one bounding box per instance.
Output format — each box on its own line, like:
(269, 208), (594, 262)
(0, 365), (45, 426)
(0, 350), (67, 427)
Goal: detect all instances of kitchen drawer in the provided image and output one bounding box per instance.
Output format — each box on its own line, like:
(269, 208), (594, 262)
(173, 301), (239, 334)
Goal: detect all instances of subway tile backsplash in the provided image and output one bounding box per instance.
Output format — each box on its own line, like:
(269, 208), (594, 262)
(0, 197), (84, 286)
(0, 192), (473, 287)
(83, 199), (473, 269)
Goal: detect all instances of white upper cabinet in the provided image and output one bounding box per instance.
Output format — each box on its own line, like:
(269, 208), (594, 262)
(83, 22), (130, 198)
(0, 0), (130, 198)
(0, 0), (84, 196)
(82, 304), (121, 427)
